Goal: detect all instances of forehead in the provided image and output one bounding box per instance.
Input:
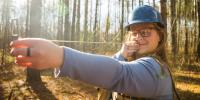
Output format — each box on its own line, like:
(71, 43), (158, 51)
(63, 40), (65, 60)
(130, 23), (155, 30)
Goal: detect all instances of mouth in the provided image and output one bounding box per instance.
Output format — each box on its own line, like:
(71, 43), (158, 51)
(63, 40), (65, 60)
(137, 44), (147, 51)
(138, 43), (145, 47)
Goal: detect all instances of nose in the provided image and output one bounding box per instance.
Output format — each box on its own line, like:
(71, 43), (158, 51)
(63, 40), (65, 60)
(133, 33), (143, 41)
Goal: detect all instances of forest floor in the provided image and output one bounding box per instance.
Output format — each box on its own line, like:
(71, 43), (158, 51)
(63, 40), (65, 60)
(0, 61), (200, 100)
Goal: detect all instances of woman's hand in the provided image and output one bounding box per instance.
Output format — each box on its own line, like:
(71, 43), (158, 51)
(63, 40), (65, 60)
(120, 41), (139, 59)
(10, 38), (64, 70)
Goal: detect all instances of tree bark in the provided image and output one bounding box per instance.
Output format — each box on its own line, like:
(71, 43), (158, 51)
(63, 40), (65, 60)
(132, 0), (134, 9)
(139, 0), (143, 5)
(120, 0), (124, 42)
(64, 0), (70, 46)
(197, 0), (200, 60)
(26, 0), (42, 83)
(92, 0), (99, 52)
(105, 0), (110, 42)
(76, 0), (80, 41)
(184, 0), (189, 62)
(160, 0), (167, 31)
(57, 0), (64, 45)
(83, 0), (88, 51)
(177, 0), (181, 55)
(153, 0), (156, 7)
(71, 0), (77, 48)
(25, 0), (30, 37)
(170, 0), (177, 64)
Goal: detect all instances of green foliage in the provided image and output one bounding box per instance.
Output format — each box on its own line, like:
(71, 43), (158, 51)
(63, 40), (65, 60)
(0, 50), (15, 64)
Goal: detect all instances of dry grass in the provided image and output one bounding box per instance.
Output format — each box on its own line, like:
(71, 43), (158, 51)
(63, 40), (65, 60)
(173, 65), (200, 100)
(0, 61), (200, 100)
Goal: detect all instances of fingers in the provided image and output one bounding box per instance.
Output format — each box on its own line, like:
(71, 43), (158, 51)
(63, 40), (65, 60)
(10, 48), (31, 57)
(16, 56), (31, 63)
(124, 42), (139, 51)
(10, 38), (45, 48)
(10, 39), (29, 48)
(10, 48), (26, 57)
(16, 62), (33, 67)
(15, 60), (44, 70)
(15, 56), (41, 69)
(122, 41), (139, 57)
(15, 56), (33, 67)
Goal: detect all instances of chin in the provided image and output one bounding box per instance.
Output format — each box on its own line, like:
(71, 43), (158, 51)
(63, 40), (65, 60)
(137, 49), (152, 55)
(137, 50), (146, 55)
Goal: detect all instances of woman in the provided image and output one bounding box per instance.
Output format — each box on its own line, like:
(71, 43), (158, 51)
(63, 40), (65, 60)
(10, 5), (179, 100)
(109, 5), (177, 100)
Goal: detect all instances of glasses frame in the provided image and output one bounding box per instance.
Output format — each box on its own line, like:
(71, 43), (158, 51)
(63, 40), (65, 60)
(129, 27), (157, 38)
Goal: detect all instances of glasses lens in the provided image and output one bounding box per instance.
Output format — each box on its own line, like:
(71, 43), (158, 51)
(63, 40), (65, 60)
(140, 29), (151, 37)
(133, 28), (155, 37)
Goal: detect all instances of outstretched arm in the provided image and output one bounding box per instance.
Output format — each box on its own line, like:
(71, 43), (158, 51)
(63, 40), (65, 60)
(10, 38), (172, 98)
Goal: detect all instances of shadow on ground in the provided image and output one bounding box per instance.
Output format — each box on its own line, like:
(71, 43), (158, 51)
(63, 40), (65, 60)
(175, 75), (200, 86)
(177, 88), (200, 100)
(180, 64), (200, 73)
(28, 81), (57, 100)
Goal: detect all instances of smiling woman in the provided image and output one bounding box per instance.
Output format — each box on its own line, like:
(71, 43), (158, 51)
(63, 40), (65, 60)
(9, 5), (181, 100)
(0, 0), (198, 99)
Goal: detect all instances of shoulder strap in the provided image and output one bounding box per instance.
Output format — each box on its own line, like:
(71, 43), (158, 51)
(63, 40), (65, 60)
(151, 56), (181, 100)
(166, 66), (181, 100)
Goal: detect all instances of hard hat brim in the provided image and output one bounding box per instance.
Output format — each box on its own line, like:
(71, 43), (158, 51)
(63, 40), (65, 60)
(125, 20), (165, 29)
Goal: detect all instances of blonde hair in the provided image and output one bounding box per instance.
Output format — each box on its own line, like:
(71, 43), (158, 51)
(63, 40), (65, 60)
(153, 23), (168, 63)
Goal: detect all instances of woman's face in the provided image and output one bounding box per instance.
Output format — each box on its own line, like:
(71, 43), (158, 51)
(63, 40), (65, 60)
(128, 23), (160, 55)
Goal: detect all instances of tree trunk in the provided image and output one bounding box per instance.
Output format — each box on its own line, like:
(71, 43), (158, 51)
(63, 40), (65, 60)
(197, 0), (200, 60)
(132, 0), (134, 9)
(89, 0), (93, 32)
(57, 0), (64, 45)
(170, 0), (177, 65)
(126, 0), (130, 20)
(184, 0), (189, 62)
(83, 0), (88, 51)
(120, 0), (124, 42)
(26, 0), (42, 82)
(105, 0), (110, 42)
(177, 0), (181, 56)
(160, 0), (167, 31)
(193, 0), (197, 54)
(76, 0), (80, 41)
(25, 0), (30, 37)
(71, 0), (77, 48)
(139, 0), (143, 6)
(64, 0), (70, 46)
(76, 0), (80, 50)
(92, 0), (99, 52)
(153, 0), (156, 7)
(193, 1), (196, 54)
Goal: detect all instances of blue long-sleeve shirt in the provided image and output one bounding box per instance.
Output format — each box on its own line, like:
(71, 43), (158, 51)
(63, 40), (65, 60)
(55, 47), (173, 100)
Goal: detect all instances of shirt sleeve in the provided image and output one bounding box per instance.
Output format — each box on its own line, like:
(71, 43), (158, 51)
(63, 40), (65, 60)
(55, 47), (172, 98)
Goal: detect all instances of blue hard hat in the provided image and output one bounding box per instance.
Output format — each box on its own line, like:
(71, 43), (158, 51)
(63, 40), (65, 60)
(125, 5), (165, 29)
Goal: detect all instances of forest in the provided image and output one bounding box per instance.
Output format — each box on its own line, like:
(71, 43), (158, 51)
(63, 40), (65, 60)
(0, 0), (199, 99)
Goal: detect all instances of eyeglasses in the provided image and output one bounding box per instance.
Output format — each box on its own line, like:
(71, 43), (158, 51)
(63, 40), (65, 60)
(129, 27), (156, 37)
